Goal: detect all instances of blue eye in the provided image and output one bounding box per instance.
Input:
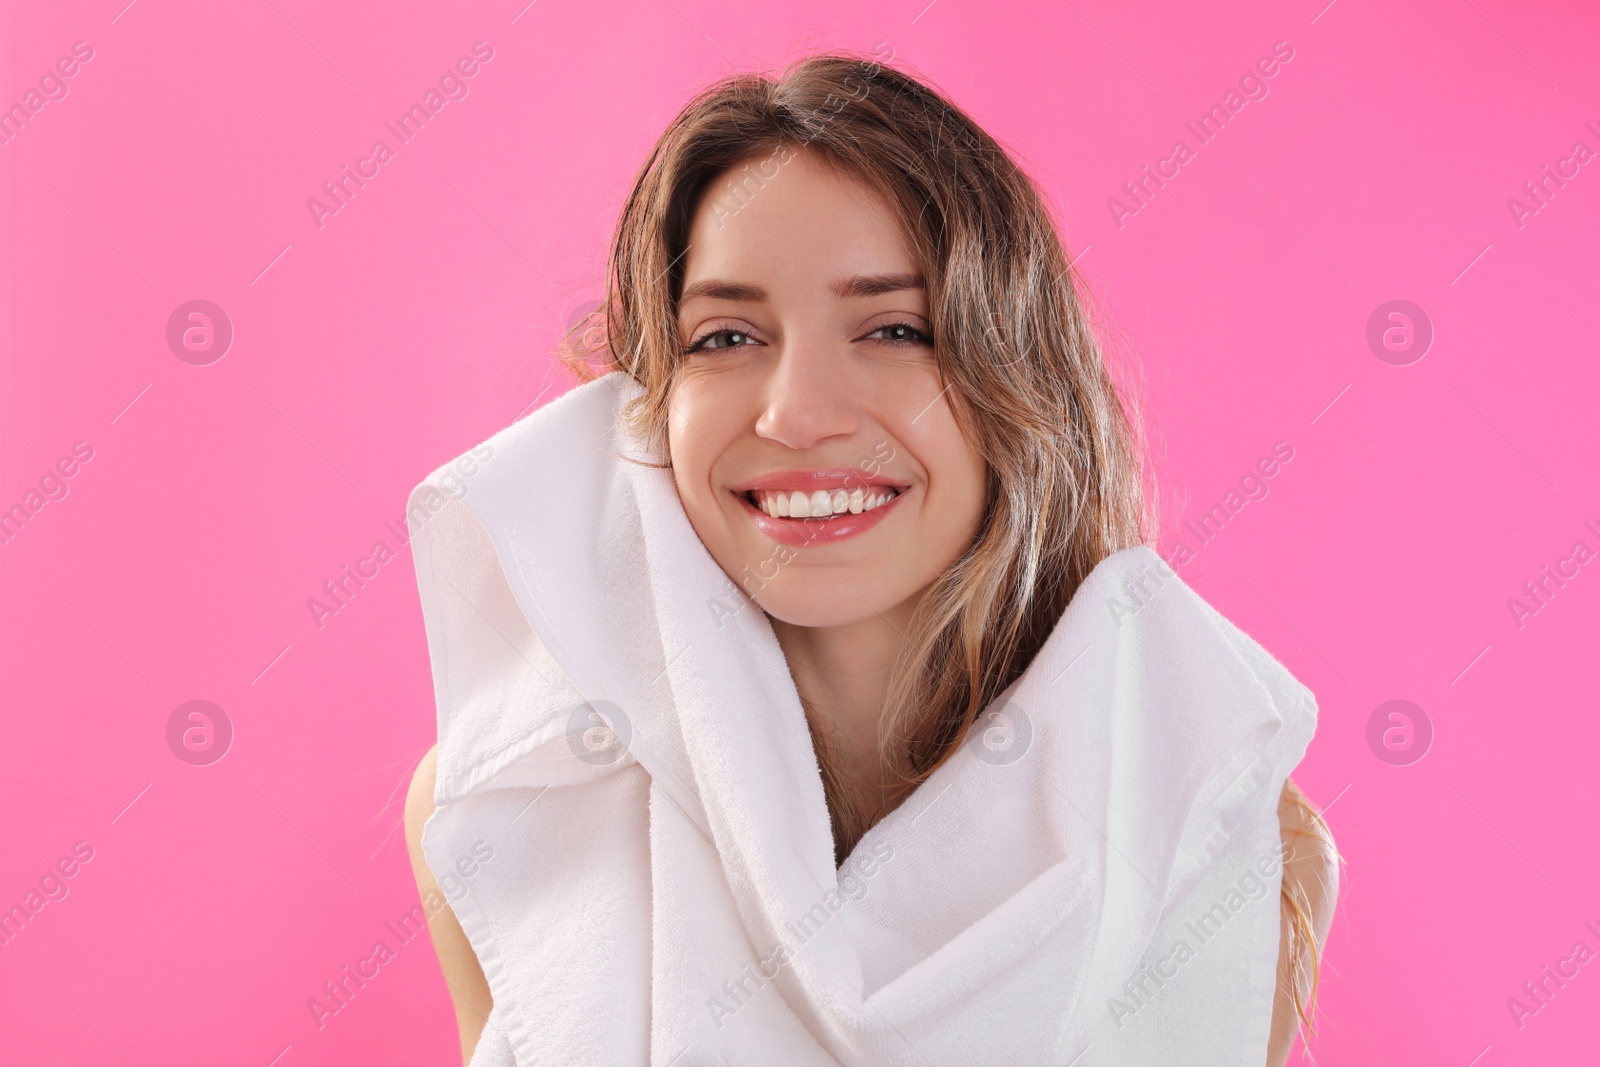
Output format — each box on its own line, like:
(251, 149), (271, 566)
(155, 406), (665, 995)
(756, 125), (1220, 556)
(868, 322), (932, 346)
(684, 329), (754, 354)
(683, 322), (932, 354)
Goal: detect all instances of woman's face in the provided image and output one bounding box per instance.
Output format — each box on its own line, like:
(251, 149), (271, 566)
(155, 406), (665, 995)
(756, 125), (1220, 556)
(667, 147), (988, 628)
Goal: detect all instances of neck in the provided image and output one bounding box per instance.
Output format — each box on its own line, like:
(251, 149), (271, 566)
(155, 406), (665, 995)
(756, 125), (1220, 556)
(769, 595), (920, 852)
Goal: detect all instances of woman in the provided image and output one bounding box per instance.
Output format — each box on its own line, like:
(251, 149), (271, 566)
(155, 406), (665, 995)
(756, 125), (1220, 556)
(405, 52), (1337, 1065)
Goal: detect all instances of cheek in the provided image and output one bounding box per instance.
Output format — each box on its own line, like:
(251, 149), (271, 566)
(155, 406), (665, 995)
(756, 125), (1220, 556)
(665, 378), (701, 467)
(886, 438), (983, 592)
(666, 387), (731, 515)
(912, 412), (987, 529)
(944, 447), (989, 544)
(666, 418), (700, 502)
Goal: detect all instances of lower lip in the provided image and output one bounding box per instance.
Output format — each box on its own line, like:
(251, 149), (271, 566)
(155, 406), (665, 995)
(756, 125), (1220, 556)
(735, 490), (905, 547)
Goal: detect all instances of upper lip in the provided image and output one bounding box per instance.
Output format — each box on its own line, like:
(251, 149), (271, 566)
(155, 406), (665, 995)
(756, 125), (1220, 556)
(730, 468), (911, 494)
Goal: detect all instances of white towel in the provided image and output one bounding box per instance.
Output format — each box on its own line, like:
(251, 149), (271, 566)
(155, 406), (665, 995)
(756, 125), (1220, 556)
(410, 370), (1317, 1066)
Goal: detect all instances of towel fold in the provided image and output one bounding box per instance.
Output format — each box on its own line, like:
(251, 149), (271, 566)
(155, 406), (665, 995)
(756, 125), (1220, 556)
(410, 370), (1317, 1066)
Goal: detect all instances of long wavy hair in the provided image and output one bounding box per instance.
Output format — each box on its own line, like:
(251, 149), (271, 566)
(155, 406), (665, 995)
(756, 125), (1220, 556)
(558, 50), (1335, 1036)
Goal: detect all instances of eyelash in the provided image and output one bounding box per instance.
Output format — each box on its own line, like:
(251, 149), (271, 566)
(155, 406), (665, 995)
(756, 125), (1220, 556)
(683, 320), (933, 355)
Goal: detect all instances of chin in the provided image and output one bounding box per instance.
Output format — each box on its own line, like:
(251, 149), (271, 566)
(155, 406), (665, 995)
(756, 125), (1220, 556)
(756, 598), (870, 629)
(744, 573), (913, 629)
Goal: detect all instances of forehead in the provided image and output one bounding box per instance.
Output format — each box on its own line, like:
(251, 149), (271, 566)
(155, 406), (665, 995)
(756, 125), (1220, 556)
(678, 149), (919, 297)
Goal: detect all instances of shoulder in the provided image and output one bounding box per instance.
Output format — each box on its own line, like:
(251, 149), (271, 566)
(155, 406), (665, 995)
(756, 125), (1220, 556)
(1264, 779), (1338, 1066)
(404, 742), (440, 853)
(402, 742), (496, 1064)
(1277, 780), (1338, 933)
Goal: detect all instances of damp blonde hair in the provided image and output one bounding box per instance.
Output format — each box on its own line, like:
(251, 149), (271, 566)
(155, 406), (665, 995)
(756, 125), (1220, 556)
(559, 50), (1335, 1037)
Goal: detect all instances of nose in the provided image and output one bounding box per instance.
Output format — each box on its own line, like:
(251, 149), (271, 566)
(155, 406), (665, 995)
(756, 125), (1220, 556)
(754, 337), (860, 450)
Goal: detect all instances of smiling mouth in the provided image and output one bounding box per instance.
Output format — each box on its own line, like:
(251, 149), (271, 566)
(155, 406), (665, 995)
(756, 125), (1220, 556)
(741, 486), (902, 520)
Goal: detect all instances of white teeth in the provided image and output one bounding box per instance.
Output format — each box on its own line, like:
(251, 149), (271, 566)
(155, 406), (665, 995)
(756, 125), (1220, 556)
(752, 487), (899, 519)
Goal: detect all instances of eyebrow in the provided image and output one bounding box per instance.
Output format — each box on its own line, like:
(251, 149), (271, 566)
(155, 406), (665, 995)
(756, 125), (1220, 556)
(678, 272), (926, 305)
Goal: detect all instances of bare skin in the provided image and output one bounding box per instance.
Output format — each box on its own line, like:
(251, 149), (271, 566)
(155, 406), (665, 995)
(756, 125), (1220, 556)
(667, 148), (987, 828)
(404, 146), (1338, 1064)
(1266, 790), (1340, 1065)
(404, 745), (492, 1066)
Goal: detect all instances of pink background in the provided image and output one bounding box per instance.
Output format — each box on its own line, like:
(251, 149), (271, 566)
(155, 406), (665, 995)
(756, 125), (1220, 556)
(3, 0), (1597, 1063)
